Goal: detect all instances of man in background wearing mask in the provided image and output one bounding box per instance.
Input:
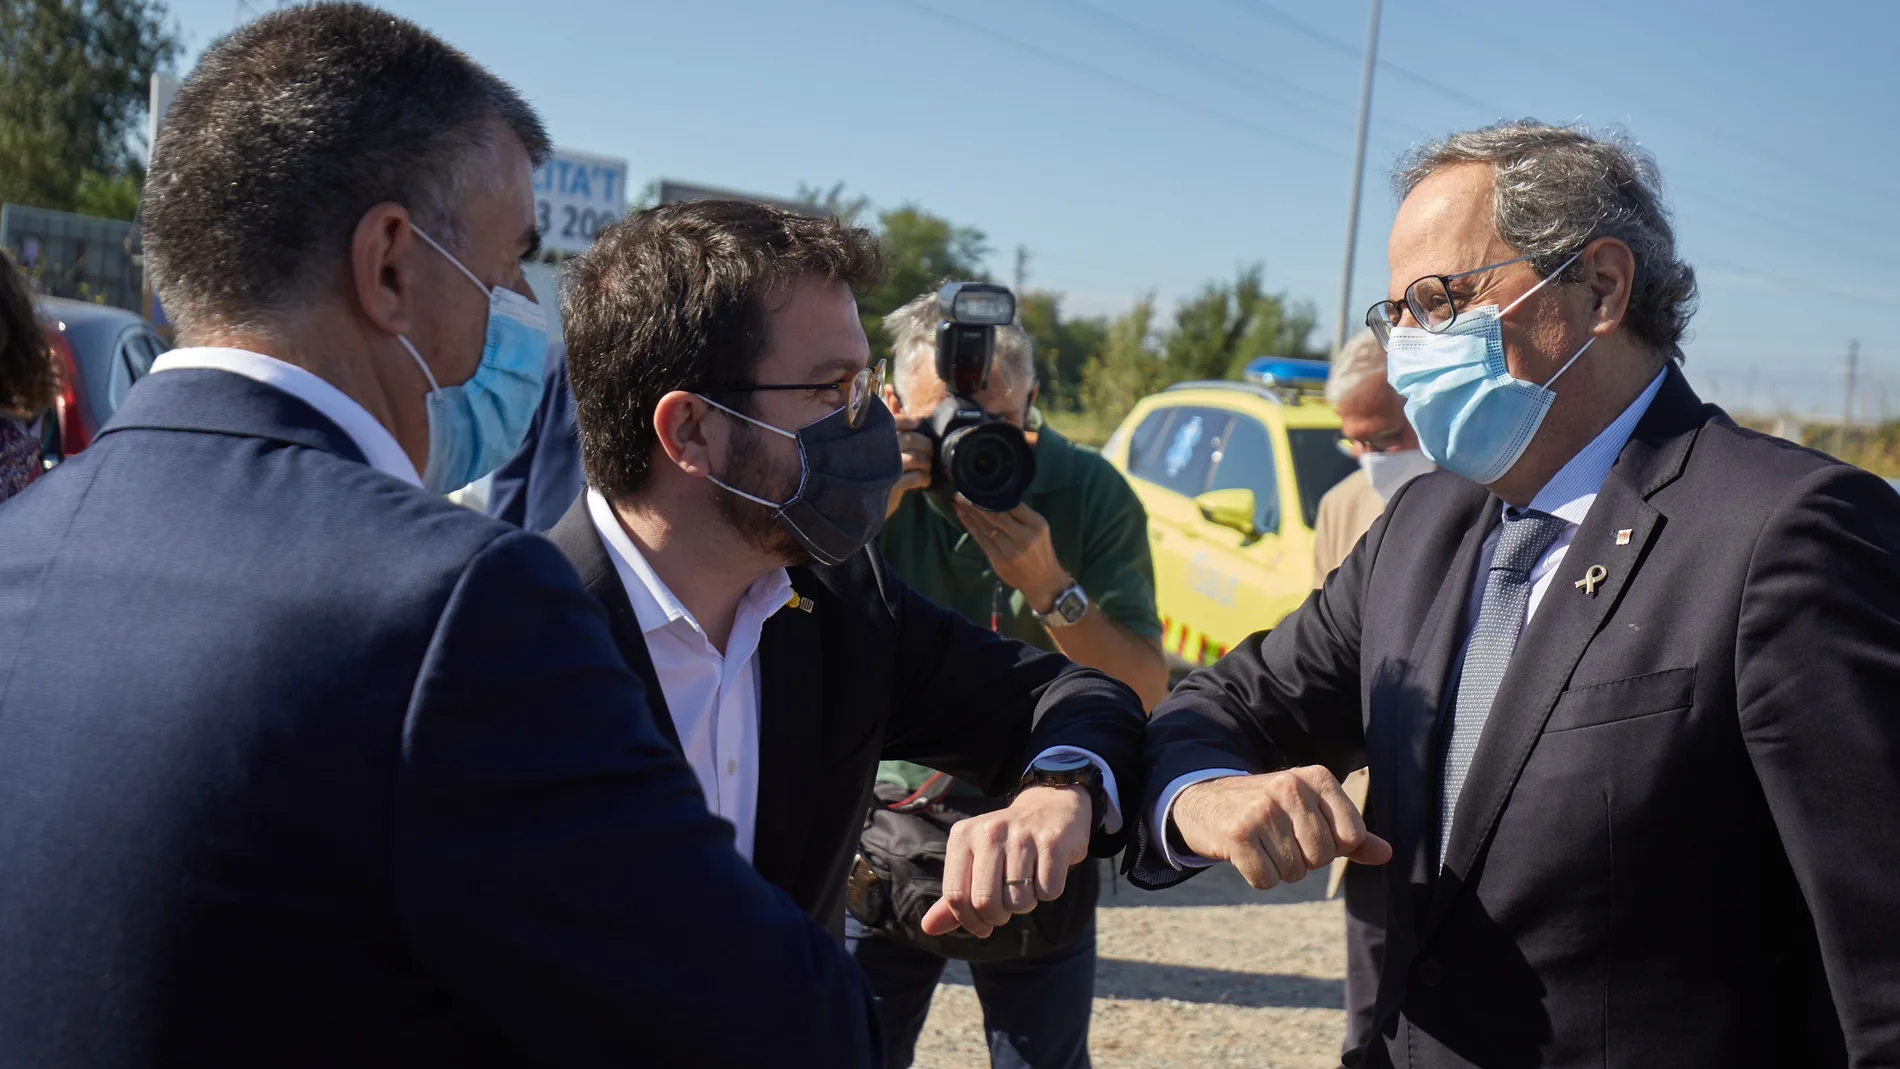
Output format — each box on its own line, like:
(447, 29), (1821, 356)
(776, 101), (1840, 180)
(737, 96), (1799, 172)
(1309, 328), (1433, 1056)
(0, 8), (883, 1067)
(1314, 328), (1436, 589)
(544, 200), (1145, 946)
(1130, 121), (1900, 1067)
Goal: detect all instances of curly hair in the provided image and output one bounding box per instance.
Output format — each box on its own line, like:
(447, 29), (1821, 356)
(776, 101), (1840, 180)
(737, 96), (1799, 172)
(0, 255), (55, 418)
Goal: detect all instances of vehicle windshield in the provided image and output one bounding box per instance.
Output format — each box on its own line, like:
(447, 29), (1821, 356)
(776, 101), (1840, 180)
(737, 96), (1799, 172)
(1286, 428), (1359, 529)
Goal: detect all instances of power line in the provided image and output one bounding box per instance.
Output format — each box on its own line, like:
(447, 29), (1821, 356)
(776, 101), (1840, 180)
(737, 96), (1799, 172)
(1049, 0), (1348, 120)
(1207, 0), (1498, 116)
(904, 2), (1342, 160)
(1210, 0), (1894, 273)
(1431, 0), (1900, 209)
(1048, 0), (1424, 158)
(907, 0), (1882, 321)
(1043, 0), (1418, 162)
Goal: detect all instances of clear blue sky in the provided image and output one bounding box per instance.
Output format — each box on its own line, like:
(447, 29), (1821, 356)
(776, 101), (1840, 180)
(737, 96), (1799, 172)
(165, 0), (1900, 417)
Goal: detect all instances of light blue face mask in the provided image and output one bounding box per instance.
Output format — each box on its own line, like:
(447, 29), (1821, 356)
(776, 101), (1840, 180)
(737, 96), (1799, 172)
(397, 226), (548, 493)
(1384, 252), (1591, 485)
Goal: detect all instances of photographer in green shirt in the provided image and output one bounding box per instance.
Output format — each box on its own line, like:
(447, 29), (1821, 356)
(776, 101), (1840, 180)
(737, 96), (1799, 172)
(846, 291), (1166, 1069)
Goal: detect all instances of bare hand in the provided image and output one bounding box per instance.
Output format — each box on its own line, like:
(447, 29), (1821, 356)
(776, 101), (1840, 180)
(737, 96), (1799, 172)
(952, 497), (1071, 614)
(921, 785), (1092, 938)
(1171, 768), (1392, 890)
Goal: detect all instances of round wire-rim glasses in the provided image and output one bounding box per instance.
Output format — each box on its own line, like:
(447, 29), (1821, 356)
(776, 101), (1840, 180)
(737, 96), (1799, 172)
(1364, 254), (1535, 346)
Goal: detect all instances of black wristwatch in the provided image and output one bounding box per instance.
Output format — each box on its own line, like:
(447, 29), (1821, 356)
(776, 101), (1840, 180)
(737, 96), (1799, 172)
(1032, 581), (1088, 628)
(1016, 751), (1107, 830)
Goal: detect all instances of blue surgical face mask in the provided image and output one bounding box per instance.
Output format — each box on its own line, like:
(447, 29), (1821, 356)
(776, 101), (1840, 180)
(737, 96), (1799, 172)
(1383, 252), (1592, 485)
(397, 226), (548, 493)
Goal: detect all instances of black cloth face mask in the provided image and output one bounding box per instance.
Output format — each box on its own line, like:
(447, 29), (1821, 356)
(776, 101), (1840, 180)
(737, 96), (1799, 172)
(696, 394), (903, 566)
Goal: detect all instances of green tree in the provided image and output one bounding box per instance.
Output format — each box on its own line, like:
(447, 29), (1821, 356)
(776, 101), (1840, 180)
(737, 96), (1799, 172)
(1018, 290), (1107, 410)
(71, 170), (142, 221)
(1162, 264), (1321, 381)
(795, 181), (871, 225)
(857, 205), (991, 357)
(0, 0), (182, 213)
(1068, 266), (1321, 434)
(1077, 296), (1165, 427)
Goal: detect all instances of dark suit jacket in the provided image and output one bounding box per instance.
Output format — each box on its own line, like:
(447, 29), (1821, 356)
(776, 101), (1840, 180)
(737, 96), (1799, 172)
(0, 370), (877, 1069)
(1130, 369), (1900, 1068)
(545, 494), (1148, 931)
(488, 343), (583, 532)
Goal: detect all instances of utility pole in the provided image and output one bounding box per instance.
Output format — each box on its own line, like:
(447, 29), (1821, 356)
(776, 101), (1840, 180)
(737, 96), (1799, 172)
(1845, 339), (1860, 428)
(1014, 246), (1030, 296)
(1331, 0), (1383, 358)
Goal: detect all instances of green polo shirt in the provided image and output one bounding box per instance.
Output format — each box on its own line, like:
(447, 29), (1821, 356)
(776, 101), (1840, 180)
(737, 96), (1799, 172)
(875, 414), (1160, 794)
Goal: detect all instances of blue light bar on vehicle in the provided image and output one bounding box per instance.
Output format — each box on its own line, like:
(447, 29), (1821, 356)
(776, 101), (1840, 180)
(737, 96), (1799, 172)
(1243, 356), (1330, 394)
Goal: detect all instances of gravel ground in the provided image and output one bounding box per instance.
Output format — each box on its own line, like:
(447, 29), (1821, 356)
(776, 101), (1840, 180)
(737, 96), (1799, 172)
(911, 862), (1349, 1069)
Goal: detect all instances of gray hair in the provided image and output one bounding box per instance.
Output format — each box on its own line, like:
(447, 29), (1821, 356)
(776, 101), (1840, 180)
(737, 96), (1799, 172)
(1326, 328), (1386, 407)
(143, 3), (551, 336)
(1395, 120), (1697, 361)
(884, 289), (1036, 399)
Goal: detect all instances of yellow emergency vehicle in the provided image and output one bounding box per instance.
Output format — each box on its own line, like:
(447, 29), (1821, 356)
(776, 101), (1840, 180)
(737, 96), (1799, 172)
(1101, 358), (1357, 674)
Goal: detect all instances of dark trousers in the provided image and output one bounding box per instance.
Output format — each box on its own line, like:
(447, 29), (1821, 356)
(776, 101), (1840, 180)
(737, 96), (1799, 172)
(845, 914), (1096, 1069)
(1342, 854), (1388, 1055)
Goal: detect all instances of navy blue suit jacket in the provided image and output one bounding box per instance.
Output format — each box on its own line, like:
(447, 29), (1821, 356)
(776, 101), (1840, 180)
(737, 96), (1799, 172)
(0, 369), (878, 1068)
(487, 343), (584, 532)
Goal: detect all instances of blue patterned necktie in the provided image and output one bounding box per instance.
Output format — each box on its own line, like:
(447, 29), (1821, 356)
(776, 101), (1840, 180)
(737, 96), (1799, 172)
(1439, 508), (1571, 861)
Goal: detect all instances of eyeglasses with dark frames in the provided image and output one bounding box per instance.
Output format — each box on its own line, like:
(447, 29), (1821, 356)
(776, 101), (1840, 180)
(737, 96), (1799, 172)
(1364, 254), (1537, 346)
(713, 360), (886, 429)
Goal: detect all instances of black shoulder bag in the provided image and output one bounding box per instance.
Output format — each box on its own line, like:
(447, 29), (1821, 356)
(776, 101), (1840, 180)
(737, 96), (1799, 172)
(846, 776), (1098, 964)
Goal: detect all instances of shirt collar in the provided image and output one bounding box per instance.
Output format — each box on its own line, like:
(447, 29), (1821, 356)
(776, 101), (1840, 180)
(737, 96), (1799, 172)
(1515, 369), (1668, 525)
(585, 487), (794, 639)
(150, 347), (421, 487)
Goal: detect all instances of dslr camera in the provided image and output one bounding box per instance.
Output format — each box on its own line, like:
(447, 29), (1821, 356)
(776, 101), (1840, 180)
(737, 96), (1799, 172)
(918, 282), (1038, 513)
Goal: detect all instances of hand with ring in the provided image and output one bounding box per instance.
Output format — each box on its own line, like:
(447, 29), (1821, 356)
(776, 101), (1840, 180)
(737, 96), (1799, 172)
(920, 785), (1093, 938)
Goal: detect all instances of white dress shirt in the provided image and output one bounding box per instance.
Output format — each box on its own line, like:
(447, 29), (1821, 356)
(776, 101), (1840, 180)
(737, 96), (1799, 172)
(586, 490), (1125, 863)
(1155, 370), (1669, 869)
(587, 489), (786, 863)
(150, 347), (422, 486)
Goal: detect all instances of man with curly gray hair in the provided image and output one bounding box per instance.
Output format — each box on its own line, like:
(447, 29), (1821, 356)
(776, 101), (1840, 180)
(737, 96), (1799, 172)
(1133, 120), (1900, 1067)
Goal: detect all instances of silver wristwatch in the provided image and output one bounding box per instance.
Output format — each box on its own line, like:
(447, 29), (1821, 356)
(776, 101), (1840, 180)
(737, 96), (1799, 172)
(1033, 582), (1089, 628)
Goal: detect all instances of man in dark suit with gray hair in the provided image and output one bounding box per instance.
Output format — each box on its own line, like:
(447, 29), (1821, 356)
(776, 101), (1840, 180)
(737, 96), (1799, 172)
(1130, 120), (1900, 1067)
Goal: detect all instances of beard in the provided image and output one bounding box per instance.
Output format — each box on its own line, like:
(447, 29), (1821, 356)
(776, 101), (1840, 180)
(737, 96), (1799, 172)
(712, 415), (815, 567)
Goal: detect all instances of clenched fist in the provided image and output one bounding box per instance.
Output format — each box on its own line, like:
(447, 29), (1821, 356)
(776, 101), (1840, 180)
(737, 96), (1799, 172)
(920, 785), (1093, 938)
(1171, 767), (1392, 889)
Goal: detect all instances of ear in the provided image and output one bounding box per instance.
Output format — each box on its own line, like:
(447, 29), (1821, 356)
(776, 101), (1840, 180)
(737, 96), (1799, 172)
(881, 381), (905, 417)
(651, 390), (720, 478)
(1579, 235), (1636, 340)
(1026, 381), (1040, 417)
(350, 203), (424, 336)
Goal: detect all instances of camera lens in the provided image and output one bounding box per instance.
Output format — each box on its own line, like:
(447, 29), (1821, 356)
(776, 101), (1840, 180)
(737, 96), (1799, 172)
(941, 422), (1036, 513)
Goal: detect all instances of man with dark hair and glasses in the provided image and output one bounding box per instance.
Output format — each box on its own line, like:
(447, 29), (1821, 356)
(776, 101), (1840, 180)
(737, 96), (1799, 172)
(544, 199), (1146, 960)
(1131, 121), (1900, 1067)
(0, 6), (888, 1067)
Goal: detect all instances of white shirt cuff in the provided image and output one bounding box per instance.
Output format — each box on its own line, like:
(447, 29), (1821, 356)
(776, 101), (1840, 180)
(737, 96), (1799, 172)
(1027, 747), (1123, 835)
(1152, 768), (1251, 870)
